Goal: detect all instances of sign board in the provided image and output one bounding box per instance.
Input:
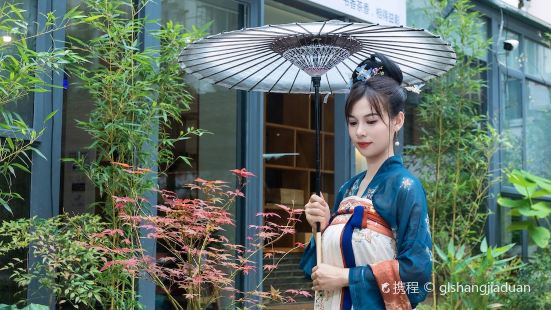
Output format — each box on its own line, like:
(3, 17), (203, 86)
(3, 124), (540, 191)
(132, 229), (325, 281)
(306, 0), (406, 25)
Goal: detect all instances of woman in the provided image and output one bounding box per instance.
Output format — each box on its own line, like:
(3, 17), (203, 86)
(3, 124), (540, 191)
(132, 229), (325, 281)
(300, 53), (432, 310)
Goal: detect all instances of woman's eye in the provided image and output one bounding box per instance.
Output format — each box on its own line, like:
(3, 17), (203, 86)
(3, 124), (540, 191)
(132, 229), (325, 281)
(348, 122), (357, 126)
(366, 120), (377, 125)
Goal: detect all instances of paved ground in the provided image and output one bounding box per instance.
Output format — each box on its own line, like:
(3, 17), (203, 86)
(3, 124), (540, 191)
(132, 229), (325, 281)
(266, 303), (314, 310)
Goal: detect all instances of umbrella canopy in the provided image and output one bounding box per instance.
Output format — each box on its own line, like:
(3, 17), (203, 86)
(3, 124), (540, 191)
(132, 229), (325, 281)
(179, 20), (456, 94)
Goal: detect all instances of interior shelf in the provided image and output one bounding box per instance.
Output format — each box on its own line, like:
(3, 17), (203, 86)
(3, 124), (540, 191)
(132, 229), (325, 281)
(263, 93), (335, 252)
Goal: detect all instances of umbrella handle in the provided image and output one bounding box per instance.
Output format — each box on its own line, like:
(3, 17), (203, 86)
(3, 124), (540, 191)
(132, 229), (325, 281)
(314, 221), (324, 308)
(315, 222), (322, 266)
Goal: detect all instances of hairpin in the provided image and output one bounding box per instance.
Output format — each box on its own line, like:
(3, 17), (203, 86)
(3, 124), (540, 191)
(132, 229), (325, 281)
(355, 65), (384, 82)
(347, 64), (385, 88)
(404, 83), (425, 94)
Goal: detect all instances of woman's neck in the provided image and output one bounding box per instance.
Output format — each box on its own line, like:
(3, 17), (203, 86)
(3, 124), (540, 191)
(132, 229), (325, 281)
(364, 148), (394, 182)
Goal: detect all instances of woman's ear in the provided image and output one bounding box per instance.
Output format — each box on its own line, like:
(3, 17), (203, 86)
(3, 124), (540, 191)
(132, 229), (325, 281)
(394, 111), (405, 132)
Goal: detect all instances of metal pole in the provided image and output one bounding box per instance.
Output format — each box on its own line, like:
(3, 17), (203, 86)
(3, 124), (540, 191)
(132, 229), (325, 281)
(312, 76), (322, 196)
(312, 76), (323, 295)
(312, 75), (322, 240)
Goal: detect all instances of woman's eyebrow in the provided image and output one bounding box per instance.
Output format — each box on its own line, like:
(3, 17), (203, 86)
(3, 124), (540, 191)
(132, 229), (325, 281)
(348, 113), (378, 119)
(363, 113), (378, 117)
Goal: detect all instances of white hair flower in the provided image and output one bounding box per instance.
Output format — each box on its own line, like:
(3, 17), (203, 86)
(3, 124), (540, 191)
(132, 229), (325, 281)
(404, 83), (425, 94)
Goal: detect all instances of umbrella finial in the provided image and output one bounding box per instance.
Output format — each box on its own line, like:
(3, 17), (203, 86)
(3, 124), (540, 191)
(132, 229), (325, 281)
(271, 34), (361, 77)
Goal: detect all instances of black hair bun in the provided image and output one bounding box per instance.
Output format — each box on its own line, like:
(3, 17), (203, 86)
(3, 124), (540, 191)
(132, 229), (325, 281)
(351, 52), (403, 85)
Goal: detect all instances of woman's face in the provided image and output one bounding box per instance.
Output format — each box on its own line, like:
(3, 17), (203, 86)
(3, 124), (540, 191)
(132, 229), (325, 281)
(347, 96), (397, 160)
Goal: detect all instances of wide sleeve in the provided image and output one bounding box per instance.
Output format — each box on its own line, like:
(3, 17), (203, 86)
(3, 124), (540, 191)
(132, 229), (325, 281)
(299, 178), (352, 280)
(348, 178), (432, 309)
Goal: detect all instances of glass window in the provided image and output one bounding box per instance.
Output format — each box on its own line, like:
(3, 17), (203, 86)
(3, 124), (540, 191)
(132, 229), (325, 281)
(499, 197), (522, 255)
(0, 0), (37, 127)
(163, 0), (240, 35)
(501, 75), (523, 175)
(525, 39), (551, 83)
(265, 0), (321, 24)
(526, 81), (551, 179)
(471, 17), (489, 61)
(498, 30), (522, 71)
(406, 0), (432, 29)
(160, 0), (242, 194)
(0, 0), (37, 302)
(0, 149), (31, 303)
(61, 0), (101, 215)
(158, 0), (244, 307)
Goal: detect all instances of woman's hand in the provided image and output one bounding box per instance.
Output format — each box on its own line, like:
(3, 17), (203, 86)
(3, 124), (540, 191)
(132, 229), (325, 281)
(311, 263), (349, 291)
(305, 193), (330, 231)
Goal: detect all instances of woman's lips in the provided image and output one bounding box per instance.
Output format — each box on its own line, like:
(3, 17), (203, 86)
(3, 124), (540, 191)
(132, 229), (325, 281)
(357, 142), (372, 149)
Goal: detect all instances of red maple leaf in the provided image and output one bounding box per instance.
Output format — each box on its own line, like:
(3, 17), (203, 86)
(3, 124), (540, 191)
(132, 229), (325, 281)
(230, 168), (255, 178)
(263, 264), (277, 271)
(256, 212), (281, 218)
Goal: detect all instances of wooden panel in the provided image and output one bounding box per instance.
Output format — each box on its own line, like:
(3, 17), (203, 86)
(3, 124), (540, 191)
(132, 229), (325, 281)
(265, 125), (295, 167)
(265, 93), (309, 128)
(323, 134), (334, 171)
(295, 131), (315, 169)
(322, 95), (335, 133)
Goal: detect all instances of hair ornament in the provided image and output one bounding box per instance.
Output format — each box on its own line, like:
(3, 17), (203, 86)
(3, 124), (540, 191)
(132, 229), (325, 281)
(347, 64), (385, 88)
(356, 64), (384, 82)
(404, 83), (425, 94)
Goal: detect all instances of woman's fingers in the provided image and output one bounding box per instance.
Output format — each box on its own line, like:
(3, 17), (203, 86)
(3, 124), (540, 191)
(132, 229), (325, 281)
(306, 205), (326, 216)
(309, 194), (326, 204)
(306, 201), (328, 212)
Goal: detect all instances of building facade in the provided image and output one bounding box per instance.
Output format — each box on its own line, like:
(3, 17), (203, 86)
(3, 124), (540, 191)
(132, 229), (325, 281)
(0, 0), (550, 307)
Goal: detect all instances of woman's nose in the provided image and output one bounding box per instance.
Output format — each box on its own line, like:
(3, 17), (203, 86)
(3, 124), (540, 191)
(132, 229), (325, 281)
(356, 124), (367, 137)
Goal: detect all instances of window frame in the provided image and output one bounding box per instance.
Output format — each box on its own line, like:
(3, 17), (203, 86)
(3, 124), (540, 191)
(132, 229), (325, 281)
(0, 0), (65, 306)
(478, 3), (551, 260)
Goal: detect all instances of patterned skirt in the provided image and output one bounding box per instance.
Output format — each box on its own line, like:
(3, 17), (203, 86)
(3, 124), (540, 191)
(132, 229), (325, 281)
(315, 196), (396, 310)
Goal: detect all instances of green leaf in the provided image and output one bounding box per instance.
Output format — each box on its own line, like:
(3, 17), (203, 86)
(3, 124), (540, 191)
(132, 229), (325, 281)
(479, 237), (487, 253)
(508, 170), (538, 197)
(0, 198), (13, 215)
(517, 206), (549, 218)
(497, 196), (529, 209)
(434, 244), (448, 262)
(447, 239), (455, 256)
(44, 110), (57, 122)
(532, 189), (551, 198)
(29, 147), (47, 160)
(531, 202), (551, 218)
(490, 243), (515, 257)
(527, 225), (550, 248)
(83, 15), (103, 22)
(11, 163), (30, 173)
(5, 137), (14, 150)
(456, 244), (465, 260)
(523, 172), (551, 192)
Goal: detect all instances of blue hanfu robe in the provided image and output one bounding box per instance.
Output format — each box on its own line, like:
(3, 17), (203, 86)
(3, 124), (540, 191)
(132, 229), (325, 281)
(299, 155), (432, 309)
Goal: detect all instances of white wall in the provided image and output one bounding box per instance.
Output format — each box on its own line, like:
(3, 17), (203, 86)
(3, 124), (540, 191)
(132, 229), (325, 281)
(499, 0), (551, 24)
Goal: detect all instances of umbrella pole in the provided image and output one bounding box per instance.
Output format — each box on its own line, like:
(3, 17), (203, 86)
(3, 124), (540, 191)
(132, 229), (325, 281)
(312, 76), (322, 245)
(312, 76), (324, 301)
(313, 76), (321, 197)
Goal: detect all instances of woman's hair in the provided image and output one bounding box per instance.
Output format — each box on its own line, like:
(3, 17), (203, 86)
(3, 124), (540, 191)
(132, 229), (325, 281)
(345, 53), (407, 124)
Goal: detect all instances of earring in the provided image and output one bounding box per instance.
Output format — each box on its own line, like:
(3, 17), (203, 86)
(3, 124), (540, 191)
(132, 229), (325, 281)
(394, 131), (400, 147)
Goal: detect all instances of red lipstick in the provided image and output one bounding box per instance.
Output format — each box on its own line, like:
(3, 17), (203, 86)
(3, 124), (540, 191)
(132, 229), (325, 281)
(357, 142), (372, 149)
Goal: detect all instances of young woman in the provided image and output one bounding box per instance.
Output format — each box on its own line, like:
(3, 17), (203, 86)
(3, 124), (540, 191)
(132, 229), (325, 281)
(300, 53), (432, 310)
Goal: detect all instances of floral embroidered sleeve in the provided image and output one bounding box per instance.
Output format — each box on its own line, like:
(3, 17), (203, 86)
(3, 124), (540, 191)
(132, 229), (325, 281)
(348, 178), (432, 309)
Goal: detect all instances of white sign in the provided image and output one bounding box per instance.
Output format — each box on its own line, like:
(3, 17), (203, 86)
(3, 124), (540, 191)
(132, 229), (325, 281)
(306, 0), (406, 25)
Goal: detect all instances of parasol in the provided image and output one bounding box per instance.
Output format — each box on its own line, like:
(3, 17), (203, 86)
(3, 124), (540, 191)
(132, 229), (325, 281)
(179, 19), (455, 196)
